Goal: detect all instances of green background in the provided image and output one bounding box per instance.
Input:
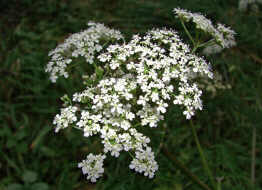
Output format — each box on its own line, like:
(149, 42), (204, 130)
(0, 0), (262, 189)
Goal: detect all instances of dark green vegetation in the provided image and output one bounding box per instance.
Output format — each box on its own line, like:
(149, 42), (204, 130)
(1, 0), (262, 189)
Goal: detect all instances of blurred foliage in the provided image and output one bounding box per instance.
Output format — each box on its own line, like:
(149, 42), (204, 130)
(0, 0), (262, 190)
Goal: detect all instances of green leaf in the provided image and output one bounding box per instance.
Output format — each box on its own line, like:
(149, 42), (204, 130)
(31, 125), (52, 150)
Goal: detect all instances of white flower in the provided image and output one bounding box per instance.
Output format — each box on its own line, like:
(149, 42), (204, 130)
(119, 133), (133, 151)
(156, 101), (168, 114)
(110, 102), (124, 115)
(110, 60), (120, 70)
(151, 92), (159, 102)
(173, 95), (184, 105)
(183, 108), (194, 119)
(120, 120), (131, 130)
(102, 138), (123, 157)
(98, 53), (111, 62)
(126, 112), (135, 121)
(137, 95), (149, 106)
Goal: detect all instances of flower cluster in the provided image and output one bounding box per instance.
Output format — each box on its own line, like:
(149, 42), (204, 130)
(78, 154), (106, 182)
(53, 106), (77, 133)
(173, 8), (236, 53)
(51, 27), (213, 181)
(198, 71), (231, 97)
(174, 8), (217, 36)
(45, 22), (123, 82)
(47, 8), (235, 183)
(129, 147), (158, 178)
(216, 23), (236, 49)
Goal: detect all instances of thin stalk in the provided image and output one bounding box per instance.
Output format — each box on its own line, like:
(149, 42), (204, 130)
(162, 147), (211, 190)
(180, 19), (195, 47)
(251, 126), (256, 186)
(251, 75), (261, 187)
(192, 46), (199, 53)
(190, 120), (217, 190)
(128, 151), (135, 159)
(72, 126), (83, 131)
(1, 151), (21, 175)
(217, 181), (222, 190)
(155, 123), (167, 156)
(66, 62), (79, 70)
(197, 39), (216, 48)
(216, 177), (223, 190)
(192, 39), (216, 53)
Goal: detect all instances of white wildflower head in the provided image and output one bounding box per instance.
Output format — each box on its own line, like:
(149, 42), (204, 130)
(174, 8), (236, 51)
(216, 23), (236, 48)
(51, 27), (213, 181)
(53, 106), (77, 133)
(48, 9), (234, 182)
(174, 8), (217, 36)
(78, 154), (106, 182)
(45, 22), (123, 82)
(129, 147), (158, 178)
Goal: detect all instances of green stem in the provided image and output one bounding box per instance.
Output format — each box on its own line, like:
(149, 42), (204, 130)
(0, 150), (22, 175)
(197, 39), (216, 48)
(192, 39), (216, 53)
(66, 62), (79, 70)
(217, 177), (223, 190)
(251, 126), (256, 186)
(217, 183), (221, 190)
(192, 46), (199, 53)
(72, 126), (83, 131)
(162, 147), (211, 190)
(190, 120), (217, 190)
(180, 19), (195, 47)
(102, 41), (110, 48)
(128, 151), (135, 159)
(155, 123), (167, 156)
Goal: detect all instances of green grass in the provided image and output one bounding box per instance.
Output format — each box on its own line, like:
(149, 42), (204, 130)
(1, 0), (262, 189)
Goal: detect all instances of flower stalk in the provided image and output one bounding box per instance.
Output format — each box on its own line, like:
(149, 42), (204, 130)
(190, 120), (217, 190)
(162, 146), (211, 190)
(46, 8), (236, 182)
(180, 19), (195, 47)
